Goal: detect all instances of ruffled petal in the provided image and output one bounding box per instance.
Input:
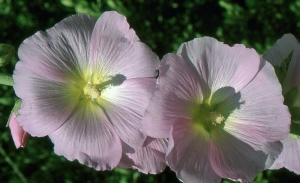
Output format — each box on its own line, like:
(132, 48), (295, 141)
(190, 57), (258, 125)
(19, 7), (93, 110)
(89, 11), (159, 79)
(166, 117), (221, 183)
(270, 135), (300, 174)
(14, 62), (81, 136)
(8, 112), (30, 148)
(209, 128), (266, 182)
(17, 14), (96, 83)
(118, 137), (167, 174)
(177, 37), (260, 106)
(218, 59), (290, 142)
(96, 78), (156, 149)
(142, 54), (203, 138)
(49, 100), (122, 170)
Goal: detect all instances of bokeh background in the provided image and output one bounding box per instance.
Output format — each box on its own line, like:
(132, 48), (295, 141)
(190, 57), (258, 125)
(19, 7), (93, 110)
(1, 0), (300, 182)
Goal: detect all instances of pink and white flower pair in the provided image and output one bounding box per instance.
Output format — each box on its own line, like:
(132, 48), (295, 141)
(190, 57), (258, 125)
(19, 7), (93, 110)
(12, 10), (291, 182)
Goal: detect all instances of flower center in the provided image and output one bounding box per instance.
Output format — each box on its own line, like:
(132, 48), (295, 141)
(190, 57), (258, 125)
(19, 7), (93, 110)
(83, 82), (101, 100)
(207, 111), (225, 126)
(191, 104), (225, 134)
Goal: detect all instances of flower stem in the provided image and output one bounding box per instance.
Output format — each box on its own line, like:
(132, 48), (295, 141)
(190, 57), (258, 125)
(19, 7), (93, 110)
(0, 144), (28, 183)
(0, 73), (13, 86)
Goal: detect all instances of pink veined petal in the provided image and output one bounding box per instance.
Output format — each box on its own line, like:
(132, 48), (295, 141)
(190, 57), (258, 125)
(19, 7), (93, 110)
(166, 117), (221, 183)
(224, 122), (283, 169)
(177, 37), (260, 106)
(270, 135), (300, 174)
(97, 78), (156, 149)
(8, 112), (30, 148)
(263, 34), (299, 67)
(118, 137), (168, 174)
(142, 54), (203, 138)
(17, 14), (96, 83)
(49, 100), (122, 170)
(89, 11), (159, 79)
(209, 128), (267, 182)
(14, 62), (81, 137)
(218, 58), (290, 142)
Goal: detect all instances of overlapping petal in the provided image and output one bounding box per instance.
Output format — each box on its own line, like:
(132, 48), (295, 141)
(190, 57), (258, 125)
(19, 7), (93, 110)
(118, 137), (167, 174)
(89, 11), (159, 79)
(18, 14), (96, 83)
(49, 100), (122, 170)
(14, 62), (81, 136)
(97, 78), (156, 149)
(209, 128), (266, 182)
(166, 118), (221, 183)
(142, 54), (203, 138)
(270, 135), (300, 174)
(218, 59), (290, 142)
(177, 37), (260, 106)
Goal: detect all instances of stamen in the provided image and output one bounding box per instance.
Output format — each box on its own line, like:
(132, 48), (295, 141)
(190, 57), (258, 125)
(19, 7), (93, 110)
(84, 82), (101, 100)
(207, 111), (225, 126)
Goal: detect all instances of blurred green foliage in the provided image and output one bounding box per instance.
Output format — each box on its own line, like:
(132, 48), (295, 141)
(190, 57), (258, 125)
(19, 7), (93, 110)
(0, 0), (300, 182)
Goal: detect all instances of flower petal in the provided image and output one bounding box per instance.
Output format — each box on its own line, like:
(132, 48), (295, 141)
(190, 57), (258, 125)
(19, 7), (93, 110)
(218, 59), (290, 142)
(49, 100), (122, 170)
(270, 135), (300, 174)
(142, 54), (203, 138)
(8, 112), (30, 148)
(263, 34), (300, 94)
(89, 11), (159, 79)
(118, 137), (167, 174)
(209, 128), (266, 182)
(166, 117), (221, 183)
(177, 37), (260, 106)
(17, 14), (96, 83)
(263, 34), (299, 67)
(14, 62), (81, 136)
(97, 78), (156, 149)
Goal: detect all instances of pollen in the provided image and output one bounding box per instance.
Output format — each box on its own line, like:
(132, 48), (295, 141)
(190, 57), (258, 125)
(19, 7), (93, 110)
(207, 111), (225, 126)
(83, 82), (101, 100)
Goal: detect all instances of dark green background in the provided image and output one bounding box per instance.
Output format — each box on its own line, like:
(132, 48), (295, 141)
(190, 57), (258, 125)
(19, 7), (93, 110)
(1, 0), (300, 182)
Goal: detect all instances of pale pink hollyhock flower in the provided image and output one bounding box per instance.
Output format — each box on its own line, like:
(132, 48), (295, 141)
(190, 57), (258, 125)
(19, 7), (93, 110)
(13, 11), (162, 171)
(142, 37), (290, 182)
(263, 34), (300, 174)
(8, 112), (30, 148)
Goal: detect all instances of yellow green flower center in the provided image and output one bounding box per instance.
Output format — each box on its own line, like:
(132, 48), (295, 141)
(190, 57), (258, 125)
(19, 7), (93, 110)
(207, 111), (225, 126)
(190, 103), (225, 137)
(83, 82), (101, 100)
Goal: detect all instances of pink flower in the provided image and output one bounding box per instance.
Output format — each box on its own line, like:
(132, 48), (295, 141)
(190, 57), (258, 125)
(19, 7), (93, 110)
(263, 34), (300, 174)
(142, 37), (290, 182)
(13, 11), (160, 171)
(8, 112), (29, 148)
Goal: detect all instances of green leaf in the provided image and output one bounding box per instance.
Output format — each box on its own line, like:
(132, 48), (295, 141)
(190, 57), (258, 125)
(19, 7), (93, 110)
(284, 87), (298, 107)
(290, 122), (300, 136)
(6, 99), (22, 127)
(0, 44), (15, 67)
(290, 106), (300, 123)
